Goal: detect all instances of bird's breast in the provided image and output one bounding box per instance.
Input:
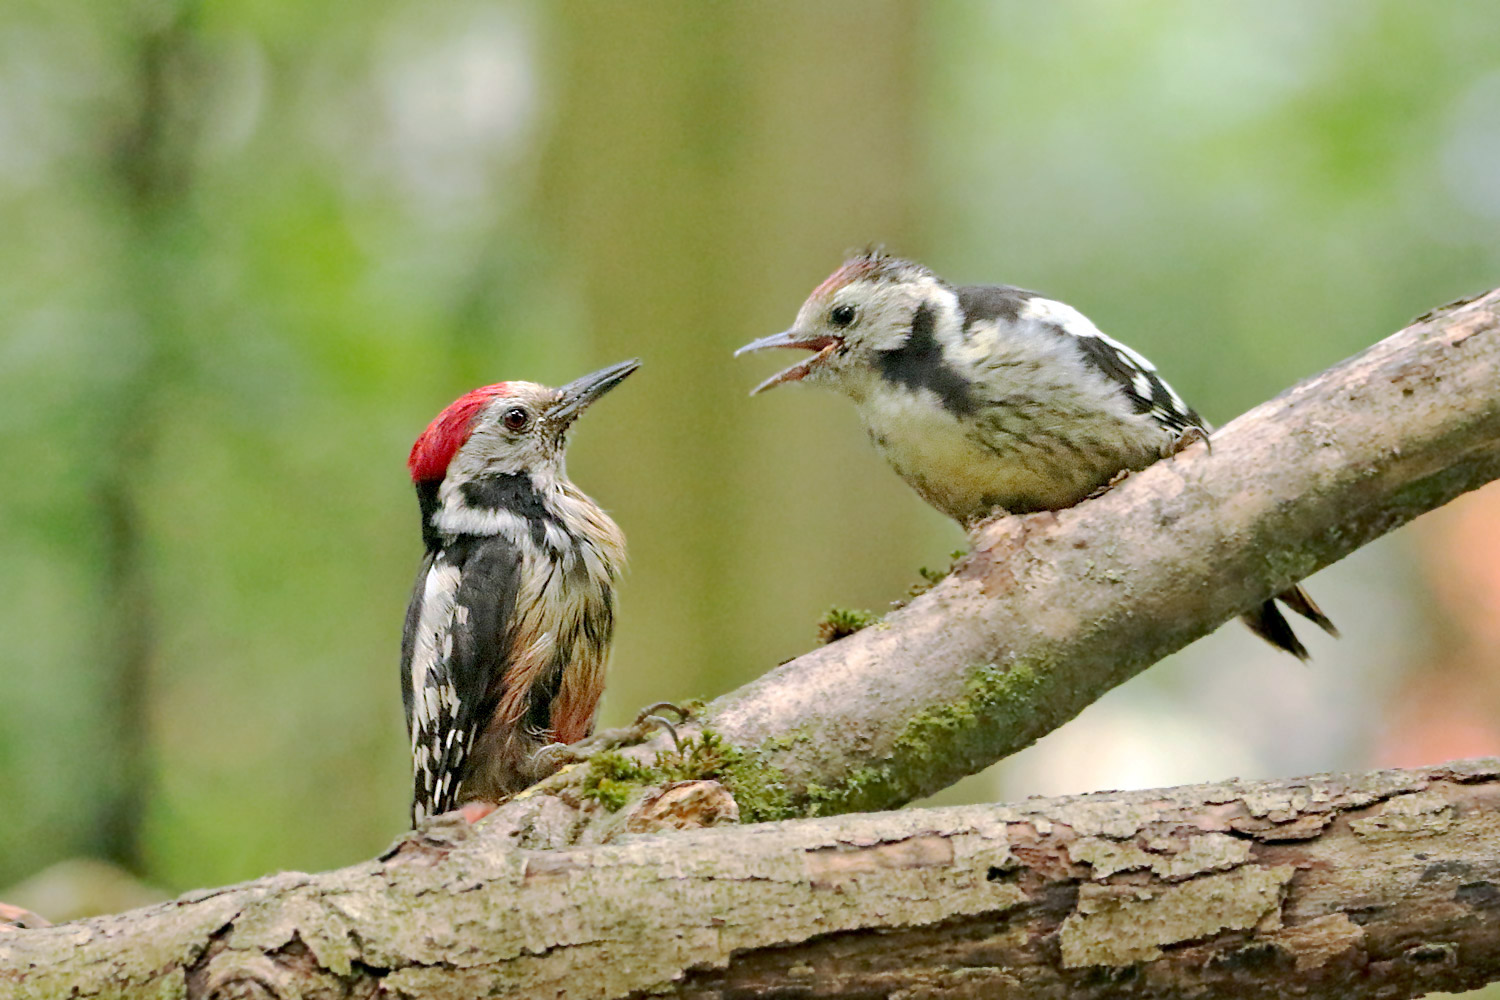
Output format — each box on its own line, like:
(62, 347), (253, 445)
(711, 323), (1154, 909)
(857, 385), (1159, 524)
(511, 528), (620, 650)
(502, 497), (625, 741)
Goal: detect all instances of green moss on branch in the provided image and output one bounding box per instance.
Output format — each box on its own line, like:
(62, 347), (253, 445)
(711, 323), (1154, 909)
(817, 607), (880, 644)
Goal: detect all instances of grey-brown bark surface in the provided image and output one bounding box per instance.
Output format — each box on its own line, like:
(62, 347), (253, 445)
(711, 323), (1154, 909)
(4, 291), (1499, 998)
(4, 760), (1500, 998)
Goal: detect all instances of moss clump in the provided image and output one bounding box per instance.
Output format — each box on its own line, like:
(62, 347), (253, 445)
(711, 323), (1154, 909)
(653, 729), (739, 782)
(581, 750), (657, 811)
(916, 565), (947, 587)
(581, 662), (1049, 821)
(817, 607), (880, 644)
(718, 750), (797, 823)
(581, 658), (1054, 820)
(578, 728), (797, 820)
(648, 729), (793, 821)
(793, 660), (1049, 816)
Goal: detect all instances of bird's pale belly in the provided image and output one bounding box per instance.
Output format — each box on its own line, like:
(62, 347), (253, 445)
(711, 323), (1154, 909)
(862, 397), (1151, 524)
(875, 432), (1096, 522)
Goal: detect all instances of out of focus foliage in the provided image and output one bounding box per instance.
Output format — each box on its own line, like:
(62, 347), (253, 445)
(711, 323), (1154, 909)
(2, 0), (1498, 908)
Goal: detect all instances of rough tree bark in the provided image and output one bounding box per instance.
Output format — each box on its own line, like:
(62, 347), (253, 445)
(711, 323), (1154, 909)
(3, 292), (1498, 998)
(4, 761), (1500, 999)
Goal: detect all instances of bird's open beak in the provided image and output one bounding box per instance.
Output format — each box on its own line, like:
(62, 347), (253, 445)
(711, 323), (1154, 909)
(552, 358), (640, 425)
(734, 330), (841, 395)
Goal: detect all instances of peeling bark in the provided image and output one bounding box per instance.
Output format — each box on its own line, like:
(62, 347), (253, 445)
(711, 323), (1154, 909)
(4, 761), (1500, 998)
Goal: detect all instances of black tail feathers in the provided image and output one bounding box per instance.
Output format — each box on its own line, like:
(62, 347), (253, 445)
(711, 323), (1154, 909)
(1239, 584), (1339, 660)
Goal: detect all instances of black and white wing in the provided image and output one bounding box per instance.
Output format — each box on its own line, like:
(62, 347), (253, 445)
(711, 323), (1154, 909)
(956, 284), (1337, 658)
(959, 285), (1207, 436)
(1034, 295), (1205, 435)
(399, 534), (521, 824)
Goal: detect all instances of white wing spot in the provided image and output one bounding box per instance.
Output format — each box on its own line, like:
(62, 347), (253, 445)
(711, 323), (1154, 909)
(1022, 297), (1160, 373)
(409, 559), (462, 704)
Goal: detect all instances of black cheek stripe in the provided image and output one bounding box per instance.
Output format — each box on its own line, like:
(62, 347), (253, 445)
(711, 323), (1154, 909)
(876, 302), (980, 417)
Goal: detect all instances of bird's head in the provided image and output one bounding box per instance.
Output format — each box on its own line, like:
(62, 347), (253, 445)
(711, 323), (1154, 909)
(736, 252), (944, 395)
(408, 359), (639, 489)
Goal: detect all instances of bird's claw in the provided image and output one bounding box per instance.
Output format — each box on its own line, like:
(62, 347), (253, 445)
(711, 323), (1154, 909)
(1164, 425), (1211, 458)
(966, 509), (1014, 535)
(1090, 428), (1208, 502)
(528, 741), (589, 777)
(636, 701), (689, 724)
(0, 902), (50, 931)
(1085, 467), (1134, 500)
(634, 702), (689, 751)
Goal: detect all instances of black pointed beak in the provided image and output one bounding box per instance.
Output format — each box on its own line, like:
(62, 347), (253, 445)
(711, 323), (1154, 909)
(552, 359), (640, 425)
(734, 330), (841, 395)
(734, 329), (810, 357)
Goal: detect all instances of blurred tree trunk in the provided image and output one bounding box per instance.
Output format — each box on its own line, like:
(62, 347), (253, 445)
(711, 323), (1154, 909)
(534, 0), (938, 712)
(85, 3), (203, 869)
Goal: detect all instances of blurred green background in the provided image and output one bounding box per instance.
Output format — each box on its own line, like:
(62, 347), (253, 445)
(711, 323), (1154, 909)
(3, 0), (1500, 927)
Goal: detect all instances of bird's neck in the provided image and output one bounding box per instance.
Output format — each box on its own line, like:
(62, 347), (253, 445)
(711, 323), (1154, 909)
(415, 478), (444, 550)
(421, 470), (550, 543)
(422, 471), (623, 573)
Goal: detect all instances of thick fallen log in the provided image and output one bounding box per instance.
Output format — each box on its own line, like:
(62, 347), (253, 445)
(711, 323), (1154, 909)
(3, 760), (1499, 998)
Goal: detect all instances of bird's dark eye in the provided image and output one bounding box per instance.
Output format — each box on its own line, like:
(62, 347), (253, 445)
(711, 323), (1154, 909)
(830, 304), (857, 328)
(502, 407), (530, 432)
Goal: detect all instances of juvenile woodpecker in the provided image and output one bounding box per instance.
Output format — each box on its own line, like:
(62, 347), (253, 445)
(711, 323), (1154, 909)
(401, 360), (636, 825)
(737, 253), (1336, 658)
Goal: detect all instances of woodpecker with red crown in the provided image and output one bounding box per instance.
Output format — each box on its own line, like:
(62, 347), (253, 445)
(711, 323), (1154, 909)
(401, 360), (637, 825)
(738, 253), (1336, 658)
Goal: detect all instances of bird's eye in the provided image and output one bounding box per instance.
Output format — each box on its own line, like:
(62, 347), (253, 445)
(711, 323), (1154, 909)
(830, 304), (857, 328)
(502, 407), (530, 432)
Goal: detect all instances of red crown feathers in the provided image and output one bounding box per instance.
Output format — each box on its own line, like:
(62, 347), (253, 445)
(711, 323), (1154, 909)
(407, 384), (514, 483)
